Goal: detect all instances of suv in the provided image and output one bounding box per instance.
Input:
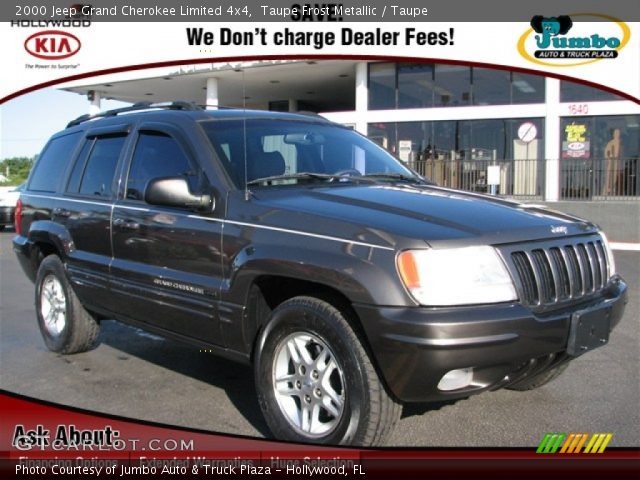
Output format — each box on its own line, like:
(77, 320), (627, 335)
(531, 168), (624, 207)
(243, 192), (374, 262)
(13, 102), (627, 446)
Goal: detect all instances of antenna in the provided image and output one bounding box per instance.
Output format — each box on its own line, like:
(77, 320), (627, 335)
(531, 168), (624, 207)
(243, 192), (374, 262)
(242, 69), (250, 201)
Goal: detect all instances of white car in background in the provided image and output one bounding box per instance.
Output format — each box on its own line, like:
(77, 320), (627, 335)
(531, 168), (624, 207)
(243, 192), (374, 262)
(0, 184), (24, 231)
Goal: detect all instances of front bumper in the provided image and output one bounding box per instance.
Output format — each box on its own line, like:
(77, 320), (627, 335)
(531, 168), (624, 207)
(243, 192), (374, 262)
(355, 276), (627, 402)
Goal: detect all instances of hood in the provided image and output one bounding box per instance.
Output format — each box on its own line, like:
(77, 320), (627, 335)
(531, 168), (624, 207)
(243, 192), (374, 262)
(250, 184), (598, 248)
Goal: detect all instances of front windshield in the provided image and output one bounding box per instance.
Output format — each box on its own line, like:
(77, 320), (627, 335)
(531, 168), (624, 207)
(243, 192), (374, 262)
(200, 118), (417, 187)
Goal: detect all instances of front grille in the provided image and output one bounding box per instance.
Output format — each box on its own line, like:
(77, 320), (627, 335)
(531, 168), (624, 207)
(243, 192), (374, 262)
(506, 236), (609, 307)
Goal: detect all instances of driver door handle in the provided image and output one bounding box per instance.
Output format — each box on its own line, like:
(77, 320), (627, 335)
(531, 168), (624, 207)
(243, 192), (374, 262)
(113, 218), (140, 230)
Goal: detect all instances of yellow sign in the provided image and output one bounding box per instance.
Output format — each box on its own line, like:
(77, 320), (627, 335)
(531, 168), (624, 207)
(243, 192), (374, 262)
(518, 14), (630, 67)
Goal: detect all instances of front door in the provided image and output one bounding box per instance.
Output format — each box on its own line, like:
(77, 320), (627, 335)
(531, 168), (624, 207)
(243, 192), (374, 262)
(110, 126), (224, 345)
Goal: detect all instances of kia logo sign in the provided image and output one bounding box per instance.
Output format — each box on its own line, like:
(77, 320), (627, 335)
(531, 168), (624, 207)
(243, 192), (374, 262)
(24, 30), (81, 60)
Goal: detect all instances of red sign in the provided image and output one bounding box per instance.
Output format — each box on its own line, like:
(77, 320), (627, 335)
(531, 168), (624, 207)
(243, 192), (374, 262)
(24, 30), (81, 60)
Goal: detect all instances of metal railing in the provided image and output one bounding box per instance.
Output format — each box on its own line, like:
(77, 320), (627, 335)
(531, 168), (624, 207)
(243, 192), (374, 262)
(406, 158), (545, 199)
(405, 157), (639, 201)
(560, 157), (638, 200)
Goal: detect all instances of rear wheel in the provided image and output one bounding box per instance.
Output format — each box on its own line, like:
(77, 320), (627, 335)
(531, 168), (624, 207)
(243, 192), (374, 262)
(35, 255), (100, 354)
(255, 296), (401, 446)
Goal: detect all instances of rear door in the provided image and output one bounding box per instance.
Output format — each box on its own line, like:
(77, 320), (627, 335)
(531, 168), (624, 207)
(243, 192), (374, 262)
(110, 123), (224, 344)
(56, 127), (129, 312)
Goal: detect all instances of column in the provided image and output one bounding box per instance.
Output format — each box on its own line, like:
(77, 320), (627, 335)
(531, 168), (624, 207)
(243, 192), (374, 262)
(544, 77), (561, 201)
(288, 99), (298, 112)
(88, 90), (101, 116)
(355, 62), (368, 135)
(206, 77), (219, 109)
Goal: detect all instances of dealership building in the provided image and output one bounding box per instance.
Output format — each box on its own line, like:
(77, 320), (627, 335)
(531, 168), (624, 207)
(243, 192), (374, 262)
(61, 59), (640, 240)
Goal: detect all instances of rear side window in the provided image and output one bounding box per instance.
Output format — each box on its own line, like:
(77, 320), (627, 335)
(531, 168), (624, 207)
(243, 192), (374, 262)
(29, 132), (81, 192)
(66, 135), (126, 198)
(66, 139), (94, 193)
(126, 131), (196, 201)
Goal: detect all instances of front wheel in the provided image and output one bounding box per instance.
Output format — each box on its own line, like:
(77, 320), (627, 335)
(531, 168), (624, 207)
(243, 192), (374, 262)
(254, 296), (401, 446)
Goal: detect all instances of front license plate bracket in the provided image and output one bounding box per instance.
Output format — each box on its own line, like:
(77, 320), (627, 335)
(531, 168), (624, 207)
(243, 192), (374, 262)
(567, 305), (612, 356)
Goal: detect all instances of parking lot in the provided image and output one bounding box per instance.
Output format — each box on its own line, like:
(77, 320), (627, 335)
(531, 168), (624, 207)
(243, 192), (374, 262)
(1, 229), (638, 447)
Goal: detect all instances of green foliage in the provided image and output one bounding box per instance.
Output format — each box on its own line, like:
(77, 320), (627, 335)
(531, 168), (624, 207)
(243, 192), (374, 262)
(0, 156), (35, 186)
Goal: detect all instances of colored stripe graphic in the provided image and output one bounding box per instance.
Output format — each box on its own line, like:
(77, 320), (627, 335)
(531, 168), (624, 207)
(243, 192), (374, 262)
(560, 433), (576, 453)
(538, 433), (613, 454)
(584, 433), (613, 453)
(559, 433), (587, 453)
(536, 433), (566, 453)
(572, 433), (589, 453)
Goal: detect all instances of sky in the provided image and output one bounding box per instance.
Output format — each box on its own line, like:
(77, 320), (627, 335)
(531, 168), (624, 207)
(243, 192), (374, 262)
(0, 88), (129, 160)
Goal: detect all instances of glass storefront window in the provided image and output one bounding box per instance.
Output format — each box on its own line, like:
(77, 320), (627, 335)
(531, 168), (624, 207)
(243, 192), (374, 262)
(560, 81), (625, 102)
(368, 118), (545, 197)
(368, 62), (396, 110)
(511, 72), (545, 104)
(434, 64), (471, 107)
(560, 115), (639, 198)
(369, 62), (546, 109)
(472, 68), (511, 106)
(398, 63), (434, 108)
(368, 123), (397, 152)
(370, 119), (545, 161)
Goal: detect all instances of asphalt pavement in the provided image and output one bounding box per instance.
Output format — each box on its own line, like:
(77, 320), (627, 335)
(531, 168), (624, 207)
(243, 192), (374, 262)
(1, 230), (638, 447)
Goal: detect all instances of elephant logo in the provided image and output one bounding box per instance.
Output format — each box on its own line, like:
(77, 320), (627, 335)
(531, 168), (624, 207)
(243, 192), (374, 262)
(530, 16), (573, 48)
(530, 15), (573, 36)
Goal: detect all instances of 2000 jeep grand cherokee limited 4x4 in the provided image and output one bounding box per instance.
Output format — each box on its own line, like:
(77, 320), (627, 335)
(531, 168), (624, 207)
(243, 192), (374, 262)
(14, 102), (627, 446)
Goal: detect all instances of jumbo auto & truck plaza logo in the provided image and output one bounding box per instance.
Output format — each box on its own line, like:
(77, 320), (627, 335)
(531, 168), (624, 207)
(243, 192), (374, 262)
(518, 14), (630, 67)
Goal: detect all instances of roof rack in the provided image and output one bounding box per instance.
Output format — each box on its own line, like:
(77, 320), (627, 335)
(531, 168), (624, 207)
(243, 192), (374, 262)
(66, 101), (203, 128)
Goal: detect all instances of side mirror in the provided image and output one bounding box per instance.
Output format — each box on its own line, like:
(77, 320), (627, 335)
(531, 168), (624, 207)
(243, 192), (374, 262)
(144, 176), (213, 211)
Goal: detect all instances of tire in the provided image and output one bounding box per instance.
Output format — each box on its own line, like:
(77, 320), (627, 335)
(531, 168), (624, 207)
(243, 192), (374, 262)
(254, 296), (401, 446)
(34, 255), (100, 354)
(0, 225), (6, 232)
(506, 363), (570, 391)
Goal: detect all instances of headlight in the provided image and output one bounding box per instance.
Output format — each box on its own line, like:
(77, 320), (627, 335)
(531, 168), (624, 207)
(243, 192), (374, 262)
(397, 246), (517, 306)
(600, 232), (616, 277)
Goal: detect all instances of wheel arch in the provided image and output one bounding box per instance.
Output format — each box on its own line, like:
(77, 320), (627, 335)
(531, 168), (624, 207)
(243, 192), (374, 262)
(25, 220), (73, 278)
(246, 275), (366, 364)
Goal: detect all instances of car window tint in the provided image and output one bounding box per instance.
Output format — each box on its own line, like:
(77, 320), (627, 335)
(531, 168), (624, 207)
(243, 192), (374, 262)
(201, 119), (415, 187)
(29, 132), (82, 192)
(262, 135), (297, 174)
(78, 135), (126, 197)
(66, 139), (94, 193)
(126, 131), (194, 201)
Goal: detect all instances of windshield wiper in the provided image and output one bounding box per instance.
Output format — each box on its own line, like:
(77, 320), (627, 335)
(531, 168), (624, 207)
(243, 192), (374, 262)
(361, 172), (427, 184)
(247, 172), (377, 186)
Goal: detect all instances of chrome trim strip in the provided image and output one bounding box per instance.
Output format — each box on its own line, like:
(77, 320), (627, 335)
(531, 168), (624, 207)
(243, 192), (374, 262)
(21, 194), (393, 251)
(384, 332), (519, 347)
(22, 193), (111, 207)
(188, 215), (394, 251)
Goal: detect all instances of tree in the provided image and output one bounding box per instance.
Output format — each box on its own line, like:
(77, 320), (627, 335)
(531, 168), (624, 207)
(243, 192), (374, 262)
(0, 156), (35, 185)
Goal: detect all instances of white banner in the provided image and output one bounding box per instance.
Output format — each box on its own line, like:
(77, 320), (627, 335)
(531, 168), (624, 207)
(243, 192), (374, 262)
(2, 20), (639, 100)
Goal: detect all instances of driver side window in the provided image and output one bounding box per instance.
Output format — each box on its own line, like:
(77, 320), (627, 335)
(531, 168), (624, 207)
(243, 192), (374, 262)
(126, 131), (197, 201)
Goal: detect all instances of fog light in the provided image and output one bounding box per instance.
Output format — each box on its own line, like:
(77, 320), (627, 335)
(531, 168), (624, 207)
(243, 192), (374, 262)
(437, 368), (473, 391)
